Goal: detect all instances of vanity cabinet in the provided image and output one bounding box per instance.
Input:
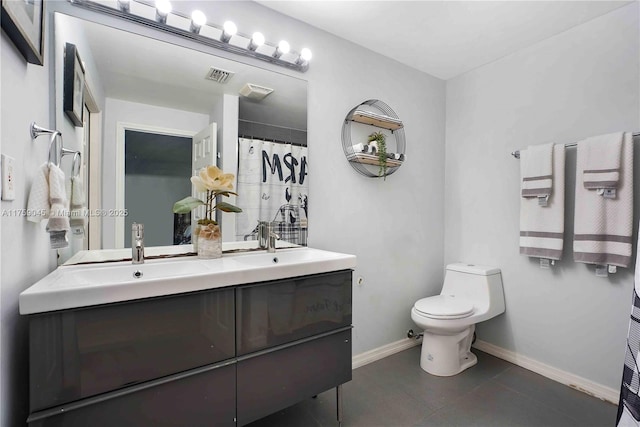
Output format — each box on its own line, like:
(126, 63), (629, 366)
(26, 269), (353, 426)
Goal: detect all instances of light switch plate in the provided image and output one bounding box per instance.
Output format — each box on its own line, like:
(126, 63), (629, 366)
(2, 154), (16, 201)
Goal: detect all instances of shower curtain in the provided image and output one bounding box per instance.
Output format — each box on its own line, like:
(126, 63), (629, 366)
(235, 137), (308, 245)
(618, 228), (640, 426)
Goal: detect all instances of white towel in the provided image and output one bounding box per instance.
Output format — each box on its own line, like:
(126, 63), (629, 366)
(46, 164), (70, 249)
(520, 144), (565, 260)
(520, 143), (554, 198)
(26, 163), (50, 223)
(574, 132), (633, 267)
(582, 132), (623, 190)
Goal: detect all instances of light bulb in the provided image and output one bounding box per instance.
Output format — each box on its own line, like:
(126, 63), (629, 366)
(273, 40), (290, 58)
(220, 20), (237, 43)
(301, 48), (312, 61)
(296, 47), (312, 66)
(248, 32), (265, 51)
(278, 40), (290, 54)
(190, 10), (206, 33)
(155, 0), (171, 23)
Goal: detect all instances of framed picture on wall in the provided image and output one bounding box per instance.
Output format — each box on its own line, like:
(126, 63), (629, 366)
(64, 43), (85, 127)
(0, 0), (45, 65)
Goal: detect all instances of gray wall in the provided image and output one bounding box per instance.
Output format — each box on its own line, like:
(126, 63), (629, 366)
(1, 31), (56, 427)
(445, 2), (640, 391)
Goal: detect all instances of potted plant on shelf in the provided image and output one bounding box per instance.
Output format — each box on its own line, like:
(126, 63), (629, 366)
(368, 131), (387, 178)
(173, 165), (242, 259)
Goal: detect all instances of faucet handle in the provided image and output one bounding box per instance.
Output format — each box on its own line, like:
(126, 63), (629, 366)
(132, 222), (144, 240)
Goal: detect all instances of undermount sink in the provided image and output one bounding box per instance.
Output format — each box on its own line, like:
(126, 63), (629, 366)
(19, 247), (357, 314)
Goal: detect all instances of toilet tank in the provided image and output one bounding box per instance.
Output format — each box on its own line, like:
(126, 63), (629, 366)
(441, 263), (505, 317)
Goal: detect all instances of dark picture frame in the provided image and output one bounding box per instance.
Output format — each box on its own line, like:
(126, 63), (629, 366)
(0, 0), (45, 65)
(63, 43), (85, 127)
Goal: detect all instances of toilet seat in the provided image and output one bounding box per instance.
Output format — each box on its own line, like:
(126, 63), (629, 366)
(414, 295), (474, 319)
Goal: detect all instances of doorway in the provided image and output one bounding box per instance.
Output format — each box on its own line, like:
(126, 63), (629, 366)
(123, 130), (192, 247)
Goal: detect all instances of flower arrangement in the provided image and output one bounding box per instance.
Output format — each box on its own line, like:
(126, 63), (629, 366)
(173, 166), (242, 251)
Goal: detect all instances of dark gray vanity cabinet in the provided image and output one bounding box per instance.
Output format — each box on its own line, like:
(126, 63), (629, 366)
(27, 286), (236, 426)
(236, 270), (353, 426)
(27, 269), (353, 426)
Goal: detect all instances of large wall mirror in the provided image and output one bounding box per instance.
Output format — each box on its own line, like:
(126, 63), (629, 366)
(53, 12), (308, 264)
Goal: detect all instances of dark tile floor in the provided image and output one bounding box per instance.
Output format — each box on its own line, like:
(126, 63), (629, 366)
(247, 346), (618, 427)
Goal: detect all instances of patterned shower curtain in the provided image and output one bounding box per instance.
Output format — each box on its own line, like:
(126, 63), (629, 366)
(235, 137), (309, 245)
(618, 231), (640, 426)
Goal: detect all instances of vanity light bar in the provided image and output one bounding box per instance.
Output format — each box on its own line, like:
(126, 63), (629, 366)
(68, 0), (312, 72)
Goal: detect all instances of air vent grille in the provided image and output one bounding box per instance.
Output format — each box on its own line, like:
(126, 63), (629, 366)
(205, 67), (235, 84)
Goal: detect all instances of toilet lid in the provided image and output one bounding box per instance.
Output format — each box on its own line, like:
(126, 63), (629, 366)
(414, 295), (474, 319)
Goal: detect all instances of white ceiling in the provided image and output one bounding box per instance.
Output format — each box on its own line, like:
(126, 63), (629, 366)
(257, 1), (633, 80)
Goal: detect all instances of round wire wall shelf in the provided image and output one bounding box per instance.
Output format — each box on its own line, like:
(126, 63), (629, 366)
(342, 99), (406, 178)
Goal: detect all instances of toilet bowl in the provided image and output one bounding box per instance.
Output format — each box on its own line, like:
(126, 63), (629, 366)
(411, 263), (505, 376)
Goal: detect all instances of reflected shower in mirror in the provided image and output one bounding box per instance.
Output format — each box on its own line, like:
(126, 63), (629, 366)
(53, 12), (308, 263)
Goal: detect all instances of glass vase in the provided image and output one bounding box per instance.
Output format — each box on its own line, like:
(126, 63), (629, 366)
(197, 223), (222, 259)
(191, 223), (201, 253)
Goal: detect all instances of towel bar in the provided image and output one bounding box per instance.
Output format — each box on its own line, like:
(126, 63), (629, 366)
(511, 131), (640, 159)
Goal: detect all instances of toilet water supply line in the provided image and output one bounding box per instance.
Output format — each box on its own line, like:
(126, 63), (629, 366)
(407, 329), (423, 340)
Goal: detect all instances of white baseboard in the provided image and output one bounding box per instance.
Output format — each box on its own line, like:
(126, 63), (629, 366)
(352, 337), (421, 369)
(473, 339), (619, 404)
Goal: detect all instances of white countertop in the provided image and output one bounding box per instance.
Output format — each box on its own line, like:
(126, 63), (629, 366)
(20, 247), (357, 315)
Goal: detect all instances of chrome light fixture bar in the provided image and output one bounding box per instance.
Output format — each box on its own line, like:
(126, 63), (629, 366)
(68, 0), (311, 72)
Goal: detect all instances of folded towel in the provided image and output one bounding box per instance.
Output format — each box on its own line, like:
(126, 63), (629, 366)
(520, 143), (554, 198)
(26, 163), (50, 223)
(520, 144), (565, 260)
(46, 164), (70, 249)
(582, 132), (623, 190)
(351, 143), (365, 153)
(574, 132), (633, 267)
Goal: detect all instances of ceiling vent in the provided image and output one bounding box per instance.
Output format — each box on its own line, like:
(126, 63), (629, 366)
(205, 67), (235, 84)
(239, 83), (274, 101)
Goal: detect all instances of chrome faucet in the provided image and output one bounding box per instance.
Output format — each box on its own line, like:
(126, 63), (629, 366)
(132, 223), (144, 264)
(267, 228), (280, 253)
(258, 221), (280, 253)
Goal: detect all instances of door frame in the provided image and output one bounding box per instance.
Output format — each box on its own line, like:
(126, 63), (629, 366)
(84, 85), (102, 250)
(115, 122), (196, 248)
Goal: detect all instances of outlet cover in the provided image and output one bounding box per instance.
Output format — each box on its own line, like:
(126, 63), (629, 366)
(2, 154), (16, 201)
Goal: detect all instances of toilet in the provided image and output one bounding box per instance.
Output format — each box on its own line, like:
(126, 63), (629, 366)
(411, 263), (505, 376)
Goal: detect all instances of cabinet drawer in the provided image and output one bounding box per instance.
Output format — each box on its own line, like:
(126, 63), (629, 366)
(237, 329), (352, 426)
(28, 363), (236, 427)
(29, 287), (235, 411)
(236, 270), (352, 355)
